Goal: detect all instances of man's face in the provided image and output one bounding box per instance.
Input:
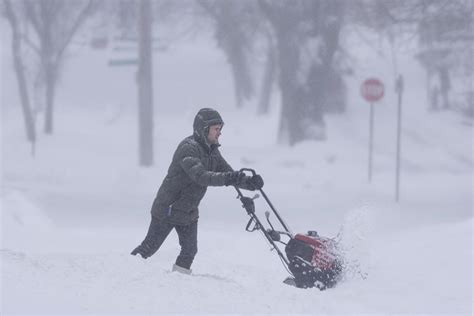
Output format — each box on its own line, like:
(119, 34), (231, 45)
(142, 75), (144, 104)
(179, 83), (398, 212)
(207, 124), (222, 144)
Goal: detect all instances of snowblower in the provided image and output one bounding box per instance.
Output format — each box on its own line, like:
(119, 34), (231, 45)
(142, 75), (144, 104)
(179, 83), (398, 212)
(235, 168), (343, 290)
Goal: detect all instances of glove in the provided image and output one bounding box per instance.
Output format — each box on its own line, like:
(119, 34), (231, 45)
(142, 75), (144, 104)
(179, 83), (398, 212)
(249, 174), (264, 190)
(224, 171), (246, 186)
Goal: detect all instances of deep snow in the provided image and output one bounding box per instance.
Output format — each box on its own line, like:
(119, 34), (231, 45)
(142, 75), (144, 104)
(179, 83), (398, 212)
(1, 24), (473, 315)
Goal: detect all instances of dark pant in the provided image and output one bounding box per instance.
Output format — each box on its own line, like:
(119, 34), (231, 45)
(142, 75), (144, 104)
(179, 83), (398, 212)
(137, 215), (198, 269)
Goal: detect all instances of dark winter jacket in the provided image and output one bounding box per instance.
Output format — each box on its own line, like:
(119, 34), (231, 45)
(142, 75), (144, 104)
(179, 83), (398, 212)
(151, 108), (253, 225)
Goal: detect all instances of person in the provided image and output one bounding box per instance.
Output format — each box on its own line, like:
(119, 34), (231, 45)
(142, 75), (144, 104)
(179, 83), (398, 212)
(131, 108), (264, 274)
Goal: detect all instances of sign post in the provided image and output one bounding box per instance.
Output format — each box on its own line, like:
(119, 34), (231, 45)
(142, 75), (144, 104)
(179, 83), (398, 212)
(395, 74), (404, 202)
(361, 78), (384, 182)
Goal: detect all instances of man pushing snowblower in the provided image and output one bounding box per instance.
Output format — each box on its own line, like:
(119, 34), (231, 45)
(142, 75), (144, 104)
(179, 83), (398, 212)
(132, 107), (343, 289)
(131, 108), (264, 274)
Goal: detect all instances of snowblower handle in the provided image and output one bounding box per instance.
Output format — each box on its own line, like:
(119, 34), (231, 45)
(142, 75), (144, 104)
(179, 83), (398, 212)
(235, 168), (293, 237)
(239, 168), (257, 176)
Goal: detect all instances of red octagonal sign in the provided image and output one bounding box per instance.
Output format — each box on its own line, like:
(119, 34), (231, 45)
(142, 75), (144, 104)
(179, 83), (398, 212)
(361, 78), (384, 103)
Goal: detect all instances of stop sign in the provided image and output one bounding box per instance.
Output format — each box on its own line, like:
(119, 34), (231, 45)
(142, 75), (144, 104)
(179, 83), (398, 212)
(361, 78), (384, 102)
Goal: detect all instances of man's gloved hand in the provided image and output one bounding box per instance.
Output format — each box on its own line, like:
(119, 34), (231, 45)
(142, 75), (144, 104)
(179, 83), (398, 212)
(224, 171), (246, 186)
(249, 174), (264, 190)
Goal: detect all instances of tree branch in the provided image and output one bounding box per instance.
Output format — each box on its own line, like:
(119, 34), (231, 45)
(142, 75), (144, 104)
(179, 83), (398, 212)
(24, 0), (43, 41)
(197, 0), (219, 21)
(21, 33), (40, 55)
(56, 0), (95, 62)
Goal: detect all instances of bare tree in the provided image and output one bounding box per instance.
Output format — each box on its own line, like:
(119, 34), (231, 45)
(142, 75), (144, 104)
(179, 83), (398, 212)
(417, 0), (473, 116)
(3, 0), (36, 154)
(351, 0), (473, 117)
(259, 0), (346, 145)
(22, 0), (96, 134)
(199, 0), (257, 108)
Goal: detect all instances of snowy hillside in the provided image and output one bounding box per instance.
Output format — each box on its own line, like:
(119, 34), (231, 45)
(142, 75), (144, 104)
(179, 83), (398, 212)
(1, 26), (473, 315)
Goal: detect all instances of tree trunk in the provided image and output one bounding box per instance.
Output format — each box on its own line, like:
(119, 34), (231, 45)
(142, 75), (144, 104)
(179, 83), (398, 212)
(229, 54), (244, 108)
(38, 2), (56, 134)
(316, 3), (345, 115)
(43, 62), (56, 134)
(220, 38), (254, 109)
(258, 36), (276, 115)
(4, 0), (37, 154)
(211, 2), (254, 109)
(137, 0), (154, 167)
(275, 30), (300, 145)
(259, 0), (347, 145)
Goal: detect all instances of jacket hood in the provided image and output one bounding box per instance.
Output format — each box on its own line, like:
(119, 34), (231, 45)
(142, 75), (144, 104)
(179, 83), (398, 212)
(193, 108), (224, 148)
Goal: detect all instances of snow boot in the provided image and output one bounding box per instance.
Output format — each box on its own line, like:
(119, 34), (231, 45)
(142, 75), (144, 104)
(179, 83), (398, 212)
(130, 244), (152, 259)
(172, 263), (192, 275)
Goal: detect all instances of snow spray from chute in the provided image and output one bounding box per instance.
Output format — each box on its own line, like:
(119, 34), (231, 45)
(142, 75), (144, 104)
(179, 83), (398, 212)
(335, 206), (375, 282)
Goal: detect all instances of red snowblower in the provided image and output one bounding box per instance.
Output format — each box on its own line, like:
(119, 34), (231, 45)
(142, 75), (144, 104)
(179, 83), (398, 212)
(236, 169), (343, 290)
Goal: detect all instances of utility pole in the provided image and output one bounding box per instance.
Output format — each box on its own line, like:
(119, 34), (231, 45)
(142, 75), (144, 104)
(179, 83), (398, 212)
(395, 74), (404, 202)
(137, 0), (154, 166)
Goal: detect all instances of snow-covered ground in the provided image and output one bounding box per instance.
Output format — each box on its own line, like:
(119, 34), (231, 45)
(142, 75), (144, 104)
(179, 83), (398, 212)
(1, 27), (473, 315)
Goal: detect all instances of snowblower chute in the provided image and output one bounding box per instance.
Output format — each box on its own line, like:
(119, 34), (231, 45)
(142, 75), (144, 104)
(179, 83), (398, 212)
(235, 168), (343, 290)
